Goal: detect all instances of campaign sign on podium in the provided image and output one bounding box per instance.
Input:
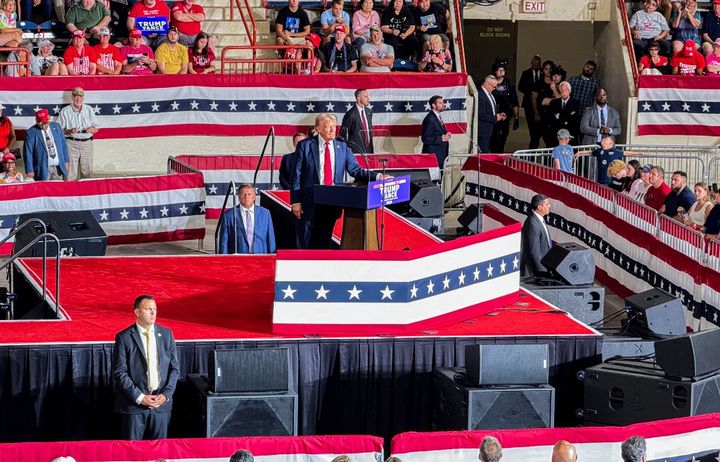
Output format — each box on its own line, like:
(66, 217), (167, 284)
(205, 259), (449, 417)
(367, 175), (411, 209)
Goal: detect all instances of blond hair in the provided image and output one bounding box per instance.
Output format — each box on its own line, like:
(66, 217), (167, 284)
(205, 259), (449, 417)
(607, 159), (626, 178)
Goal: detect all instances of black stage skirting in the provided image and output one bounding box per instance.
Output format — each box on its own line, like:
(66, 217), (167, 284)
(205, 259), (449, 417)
(0, 336), (600, 442)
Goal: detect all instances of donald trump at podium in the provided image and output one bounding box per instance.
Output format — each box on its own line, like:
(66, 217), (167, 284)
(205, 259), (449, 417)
(291, 113), (388, 249)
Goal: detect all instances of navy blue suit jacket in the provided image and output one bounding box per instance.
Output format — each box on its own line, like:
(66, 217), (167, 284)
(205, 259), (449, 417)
(218, 205), (276, 254)
(477, 89), (498, 139)
(23, 122), (70, 180)
(290, 136), (369, 220)
(421, 111), (448, 167)
(112, 323), (179, 415)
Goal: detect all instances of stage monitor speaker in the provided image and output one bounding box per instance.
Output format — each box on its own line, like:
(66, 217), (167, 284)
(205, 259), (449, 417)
(540, 243), (595, 286)
(625, 288), (686, 338)
(15, 211), (107, 257)
(582, 359), (720, 426)
(521, 281), (604, 326)
(383, 168), (432, 183)
(464, 344), (549, 385)
(458, 204), (483, 234)
(655, 330), (720, 379)
(210, 348), (289, 394)
(408, 179), (443, 218)
(601, 336), (656, 361)
(432, 367), (555, 430)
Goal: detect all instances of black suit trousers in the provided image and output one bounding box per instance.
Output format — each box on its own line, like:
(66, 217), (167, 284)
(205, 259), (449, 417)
(120, 408), (171, 440)
(308, 205), (343, 249)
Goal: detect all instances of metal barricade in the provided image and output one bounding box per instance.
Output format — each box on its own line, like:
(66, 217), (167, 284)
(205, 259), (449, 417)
(616, 145), (715, 187)
(564, 172), (616, 214)
(505, 157), (566, 184)
(221, 45), (315, 75)
(615, 193), (659, 237)
(167, 156), (202, 175)
(658, 214), (707, 263)
(707, 239), (720, 272)
(707, 157), (720, 190)
(514, 145), (599, 181)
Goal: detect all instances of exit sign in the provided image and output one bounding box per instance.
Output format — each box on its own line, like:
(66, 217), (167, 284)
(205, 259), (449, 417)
(522, 0), (546, 13)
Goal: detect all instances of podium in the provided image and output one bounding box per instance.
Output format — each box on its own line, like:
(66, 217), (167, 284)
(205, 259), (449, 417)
(314, 177), (410, 250)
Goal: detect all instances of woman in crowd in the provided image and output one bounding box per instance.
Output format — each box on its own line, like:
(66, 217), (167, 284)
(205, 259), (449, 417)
(677, 182), (713, 228)
(0, 105), (16, 157)
(607, 160), (628, 192)
(705, 39), (720, 76)
(31, 39), (68, 76)
(538, 65), (566, 148)
(188, 32), (216, 74)
(0, 0), (21, 48)
(1, 153), (23, 184)
(380, 0), (417, 60)
(418, 34), (451, 72)
(625, 163), (652, 202)
(352, 0), (380, 48)
(670, 0), (702, 54)
(638, 41), (670, 74)
(623, 160), (642, 193)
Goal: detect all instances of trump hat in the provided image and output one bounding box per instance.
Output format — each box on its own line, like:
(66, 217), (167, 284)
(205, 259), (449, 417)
(335, 24), (347, 34)
(35, 109), (50, 122)
(130, 29), (143, 38)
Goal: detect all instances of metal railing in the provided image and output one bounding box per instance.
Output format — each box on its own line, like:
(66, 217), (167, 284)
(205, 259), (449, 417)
(254, 127), (276, 189)
(0, 47), (31, 77)
(167, 156), (203, 175)
(230, 0), (257, 48)
(448, 0), (466, 74)
(214, 180), (239, 254)
(617, 0), (639, 94)
(659, 214), (706, 263)
(221, 45), (315, 75)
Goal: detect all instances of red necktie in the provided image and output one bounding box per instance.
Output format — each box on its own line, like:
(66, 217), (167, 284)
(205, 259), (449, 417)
(361, 109), (369, 146)
(323, 141), (333, 185)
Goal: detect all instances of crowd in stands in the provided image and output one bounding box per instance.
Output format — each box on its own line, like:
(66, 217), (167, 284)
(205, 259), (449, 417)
(629, 0), (720, 76)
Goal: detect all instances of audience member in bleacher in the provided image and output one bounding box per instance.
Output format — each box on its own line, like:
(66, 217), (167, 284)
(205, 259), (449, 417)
(630, 0), (671, 58)
(644, 165), (671, 211)
(702, 191), (720, 238)
(94, 27), (122, 74)
(538, 65), (566, 147)
(418, 34), (451, 72)
(607, 159), (629, 192)
(624, 159), (642, 192)
(660, 170), (696, 217)
(171, 0), (205, 47)
(381, 0), (417, 60)
(625, 163), (652, 202)
(705, 38), (720, 73)
(490, 60), (519, 153)
(31, 38), (68, 75)
(128, 0), (171, 49)
(322, 24), (358, 72)
(64, 30), (98, 75)
(3, 39), (32, 77)
(1, 152), (23, 183)
(23, 109), (70, 181)
(300, 31), (323, 74)
(0, 105), (17, 157)
(65, 0), (111, 46)
(638, 40), (671, 74)
(112, 294), (179, 440)
(219, 184), (276, 254)
(321, 0), (351, 45)
(188, 31), (216, 74)
(122, 29), (157, 74)
(566, 60), (600, 109)
(621, 435), (647, 462)
(0, 0), (22, 48)
(413, 0), (449, 53)
(275, 0), (311, 46)
(59, 86), (98, 180)
(521, 193), (552, 279)
(580, 88), (621, 145)
(677, 181), (713, 227)
(671, 38), (706, 74)
(478, 75), (505, 153)
(552, 129), (576, 173)
(279, 132), (307, 190)
(670, 0), (702, 53)
(422, 94), (450, 166)
(352, 0), (380, 47)
(155, 27), (189, 74)
(590, 135), (623, 185)
(341, 89), (374, 153)
(229, 450), (254, 462)
(478, 435), (503, 462)
(545, 81), (580, 147)
(360, 25), (394, 72)
(517, 54), (544, 149)
(551, 440), (578, 462)
(20, 0), (54, 23)
(701, 0), (720, 55)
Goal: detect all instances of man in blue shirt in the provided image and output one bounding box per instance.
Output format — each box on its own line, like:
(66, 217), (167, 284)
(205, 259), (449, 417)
(660, 170), (696, 218)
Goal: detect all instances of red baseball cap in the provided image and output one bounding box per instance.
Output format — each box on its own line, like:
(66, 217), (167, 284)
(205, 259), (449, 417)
(130, 29), (143, 38)
(35, 109), (50, 123)
(72, 29), (85, 38)
(306, 32), (321, 48)
(714, 0), (720, 5)
(2, 153), (16, 163)
(335, 24), (347, 34)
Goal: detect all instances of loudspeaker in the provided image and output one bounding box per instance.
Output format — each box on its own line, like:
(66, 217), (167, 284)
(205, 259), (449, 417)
(582, 359), (720, 426)
(209, 348), (289, 394)
(15, 211), (107, 257)
(407, 179), (443, 217)
(464, 344), (549, 385)
(458, 204), (483, 234)
(601, 335), (655, 361)
(188, 375), (298, 437)
(432, 367), (555, 430)
(522, 281), (604, 326)
(625, 288), (686, 338)
(655, 330), (720, 379)
(540, 243), (595, 286)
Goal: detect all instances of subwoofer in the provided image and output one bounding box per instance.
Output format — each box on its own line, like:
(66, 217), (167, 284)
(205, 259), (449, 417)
(522, 281), (604, 326)
(407, 179), (443, 217)
(209, 348), (289, 394)
(625, 288), (686, 338)
(458, 204), (483, 234)
(464, 344), (549, 385)
(14, 211), (107, 257)
(655, 330), (720, 379)
(540, 243), (595, 286)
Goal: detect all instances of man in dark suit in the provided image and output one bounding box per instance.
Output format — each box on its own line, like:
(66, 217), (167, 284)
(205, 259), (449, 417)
(521, 194), (552, 279)
(477, 75), (506, 153)
(579, 88), (622, 145)
(279, 133), (308, 190)
(112, 295), (179, 440)
(218, 184), (276, 254)
(546, 81), (581, 147)
(291, 113), (384, 249)
(341, 89), (373, 154)
(421, 95), (451, 168)
(517, 54), (543, 149)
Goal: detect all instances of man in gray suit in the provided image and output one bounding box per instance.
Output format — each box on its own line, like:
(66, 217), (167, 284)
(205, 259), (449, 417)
(521, 194), (552, 279)
(112, 295), (179, 440)
(579, 88), (621, 145)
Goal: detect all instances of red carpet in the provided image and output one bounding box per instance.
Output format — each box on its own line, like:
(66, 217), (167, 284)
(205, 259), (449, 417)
(0, 256), (598, 345)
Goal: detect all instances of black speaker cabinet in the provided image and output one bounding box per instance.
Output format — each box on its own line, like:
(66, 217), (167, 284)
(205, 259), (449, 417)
(655, 330), (720, 379)
(15, 211), (107, 257)
(522, 281), (604, 326)
(210, 348), (289, 394)
(188, 375), (298, 437)
(464, 344), (549, 386)
(408, 179), (443, 218)
(601, 335), (656, 361)
(432, 367), (555, 430)
(541, 243), (595, 286)
(582, 359), (720, 426)
(625, 288), (686, 338)
(458, 204), (483, 234)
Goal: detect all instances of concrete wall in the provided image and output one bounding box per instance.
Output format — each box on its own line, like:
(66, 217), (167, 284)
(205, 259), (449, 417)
(463, 0), (611, 22)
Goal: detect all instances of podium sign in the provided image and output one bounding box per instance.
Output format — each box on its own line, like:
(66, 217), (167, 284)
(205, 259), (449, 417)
(368, 175), (411, 209)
